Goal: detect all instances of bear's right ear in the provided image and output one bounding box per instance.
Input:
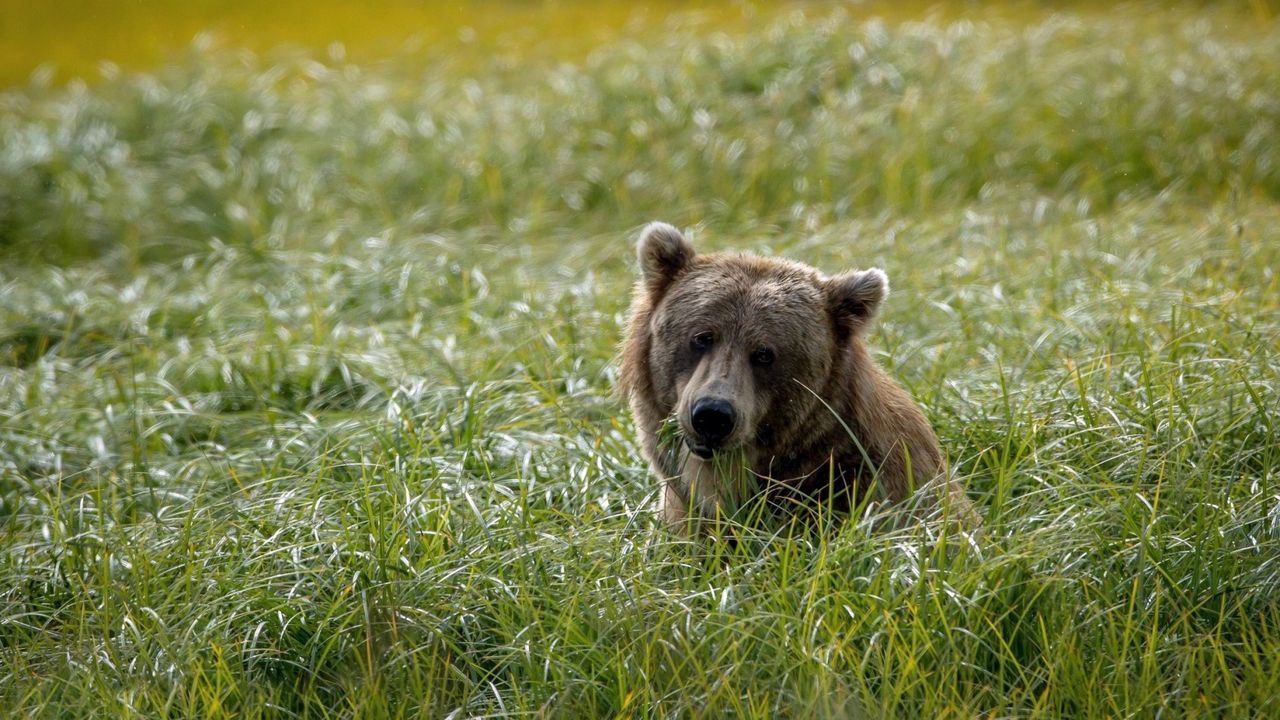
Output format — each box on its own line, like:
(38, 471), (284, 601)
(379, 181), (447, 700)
(636, 222), (695, 294)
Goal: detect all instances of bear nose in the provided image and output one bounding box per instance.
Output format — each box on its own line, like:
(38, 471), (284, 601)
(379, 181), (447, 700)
(690, 398), (736, 445)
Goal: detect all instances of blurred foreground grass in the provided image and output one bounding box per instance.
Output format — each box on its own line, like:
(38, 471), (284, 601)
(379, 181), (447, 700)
(2, 2), (1279, 718)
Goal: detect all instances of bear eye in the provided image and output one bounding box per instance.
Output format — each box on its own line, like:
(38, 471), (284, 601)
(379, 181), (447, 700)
(690, 332), (714, 353)
(750, 348), (776, 367)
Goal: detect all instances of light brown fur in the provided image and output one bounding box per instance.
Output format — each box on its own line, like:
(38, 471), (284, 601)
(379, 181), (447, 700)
(619, 222), (975, 530)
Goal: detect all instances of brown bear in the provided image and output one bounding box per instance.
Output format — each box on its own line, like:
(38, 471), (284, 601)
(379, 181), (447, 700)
(619, 222), (974, 530)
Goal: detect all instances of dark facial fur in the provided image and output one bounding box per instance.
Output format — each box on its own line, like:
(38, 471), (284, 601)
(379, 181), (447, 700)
(650, 257), (835, 457)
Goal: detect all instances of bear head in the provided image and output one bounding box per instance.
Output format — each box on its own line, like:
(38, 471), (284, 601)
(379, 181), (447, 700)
(624, 221), (889, 462)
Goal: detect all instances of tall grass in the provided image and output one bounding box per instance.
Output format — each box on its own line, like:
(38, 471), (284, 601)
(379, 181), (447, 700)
(2, 3), (1278, 718)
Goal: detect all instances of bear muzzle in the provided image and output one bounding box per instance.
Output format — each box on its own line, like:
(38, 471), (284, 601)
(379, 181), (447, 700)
(687, 397), (737, 458)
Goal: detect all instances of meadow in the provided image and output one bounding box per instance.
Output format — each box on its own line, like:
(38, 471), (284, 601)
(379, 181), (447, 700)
(1, 1), (1279, 717)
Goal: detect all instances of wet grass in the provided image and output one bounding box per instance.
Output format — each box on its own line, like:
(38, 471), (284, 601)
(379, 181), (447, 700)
(2, 3), (1279, 718)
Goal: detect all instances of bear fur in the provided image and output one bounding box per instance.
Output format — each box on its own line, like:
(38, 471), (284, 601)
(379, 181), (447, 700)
(619, 222), (974, 529)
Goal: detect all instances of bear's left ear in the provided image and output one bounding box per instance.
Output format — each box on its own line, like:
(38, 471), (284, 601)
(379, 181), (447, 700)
(636, 222), (695, 294)
(826, 268), (889, 337)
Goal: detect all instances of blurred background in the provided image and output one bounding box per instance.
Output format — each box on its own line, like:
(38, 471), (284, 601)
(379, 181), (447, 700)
(2, 0), (823, 88)
(11, 1), (1273, 90)
(4, 0), (1278, 267)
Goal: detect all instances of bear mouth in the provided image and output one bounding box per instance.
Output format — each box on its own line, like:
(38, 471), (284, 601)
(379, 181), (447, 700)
(684, 436), (717, 460)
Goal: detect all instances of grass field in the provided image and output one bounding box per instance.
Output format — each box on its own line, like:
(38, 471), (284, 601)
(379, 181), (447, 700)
(2, 2), (1279, 717)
